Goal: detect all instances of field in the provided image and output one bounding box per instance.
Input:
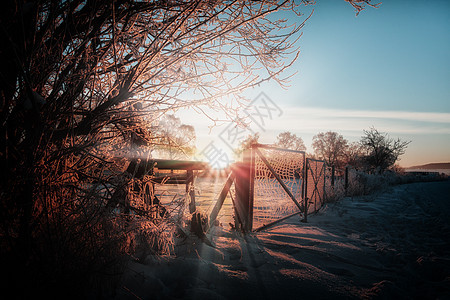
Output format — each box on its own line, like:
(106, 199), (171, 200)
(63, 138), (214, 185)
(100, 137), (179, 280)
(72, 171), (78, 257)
(115, 179), (450, 299)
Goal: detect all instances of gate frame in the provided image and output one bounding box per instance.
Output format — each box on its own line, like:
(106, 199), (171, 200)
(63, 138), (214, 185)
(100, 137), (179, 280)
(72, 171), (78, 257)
(303, 157), (326, 222)
(207, 143), (327, 233)
(248, 143), (308, 231)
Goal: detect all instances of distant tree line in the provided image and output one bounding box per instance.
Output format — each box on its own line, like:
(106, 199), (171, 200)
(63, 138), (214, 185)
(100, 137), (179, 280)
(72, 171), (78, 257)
(237, 127), (410, 174)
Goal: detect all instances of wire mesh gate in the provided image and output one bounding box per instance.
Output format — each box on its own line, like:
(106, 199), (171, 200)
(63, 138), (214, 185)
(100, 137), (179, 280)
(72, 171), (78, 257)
(304, 158), (326, 220)
(209, 144), (326, 232)
(251, 144), (306, 231)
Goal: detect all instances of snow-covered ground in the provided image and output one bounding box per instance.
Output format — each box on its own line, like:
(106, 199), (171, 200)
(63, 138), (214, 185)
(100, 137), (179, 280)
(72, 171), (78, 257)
(115, 180), (450, 299)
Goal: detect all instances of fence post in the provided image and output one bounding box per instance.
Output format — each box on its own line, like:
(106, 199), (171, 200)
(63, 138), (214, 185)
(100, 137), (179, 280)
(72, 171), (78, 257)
(303, 159), (309, 223)
(331, 165), (335, 188)
(233, 149), (252, 232)
(344, 166), (349, 196)
(249, 147), (255, 231)
(186, 169), (196, 213)
(323, 163), (326, 207)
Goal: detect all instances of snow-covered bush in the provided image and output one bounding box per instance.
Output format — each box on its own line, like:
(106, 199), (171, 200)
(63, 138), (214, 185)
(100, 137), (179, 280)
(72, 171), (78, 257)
(325, 167), (448, 204)
(325, 179), (346, 203)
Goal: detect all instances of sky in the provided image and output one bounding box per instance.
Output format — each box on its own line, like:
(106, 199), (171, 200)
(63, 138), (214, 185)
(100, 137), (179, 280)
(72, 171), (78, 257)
(176, 0), (450, 168)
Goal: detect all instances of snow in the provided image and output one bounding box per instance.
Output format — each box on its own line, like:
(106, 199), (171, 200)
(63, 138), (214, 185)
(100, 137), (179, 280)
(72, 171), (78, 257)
(114, 180), (450, 299)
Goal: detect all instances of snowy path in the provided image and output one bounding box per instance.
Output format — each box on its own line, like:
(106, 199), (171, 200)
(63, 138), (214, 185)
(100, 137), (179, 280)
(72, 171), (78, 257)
(116, 180), (450, 299)
(295, 180), (450, 299)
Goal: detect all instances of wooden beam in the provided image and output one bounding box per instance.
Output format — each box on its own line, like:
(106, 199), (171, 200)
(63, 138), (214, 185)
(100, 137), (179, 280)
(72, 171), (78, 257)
(152, 159), (209, 170)
(208, 171), (235, 229)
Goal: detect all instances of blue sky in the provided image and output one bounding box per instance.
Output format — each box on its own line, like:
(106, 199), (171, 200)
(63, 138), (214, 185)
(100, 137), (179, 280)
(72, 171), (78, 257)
(178, 0), (450, 167)
(289, 0), (449, 112)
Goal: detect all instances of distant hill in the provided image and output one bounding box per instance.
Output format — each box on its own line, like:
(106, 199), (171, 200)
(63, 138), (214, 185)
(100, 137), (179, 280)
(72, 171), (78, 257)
(406, 163), (450, 170)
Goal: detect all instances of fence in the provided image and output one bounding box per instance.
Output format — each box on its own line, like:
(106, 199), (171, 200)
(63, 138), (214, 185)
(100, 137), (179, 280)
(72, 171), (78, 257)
(121, 158), (208, 220)
(305, 158), (326, 217)
(209, 143), (326, 232)
(120, 146), (327, 234)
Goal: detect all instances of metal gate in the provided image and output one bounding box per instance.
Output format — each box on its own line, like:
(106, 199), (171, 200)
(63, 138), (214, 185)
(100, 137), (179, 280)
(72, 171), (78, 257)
(304, 158), (326, 218)
(251, 144), (306, 231)
(208, 144), (326, 232)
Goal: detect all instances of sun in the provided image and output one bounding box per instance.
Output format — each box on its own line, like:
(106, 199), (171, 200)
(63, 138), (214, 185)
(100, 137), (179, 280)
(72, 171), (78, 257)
(194, 142), (235, 170)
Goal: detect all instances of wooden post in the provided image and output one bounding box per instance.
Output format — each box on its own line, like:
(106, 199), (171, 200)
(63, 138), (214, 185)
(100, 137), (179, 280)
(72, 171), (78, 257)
(248, 147), (255, 231)
(186, 169), (196, 213)
(233, 160), (252, 232)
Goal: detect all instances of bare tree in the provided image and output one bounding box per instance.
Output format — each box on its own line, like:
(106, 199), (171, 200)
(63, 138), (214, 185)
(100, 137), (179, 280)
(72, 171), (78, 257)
(275, 131), (306, 151)
(312, 131), (349, 169)
(153, 114), (196, 159)
(343, 141), (365, 168)
(0, 0), (377, 297)
(0, 1), (310, 295)
(234, 132), (260, 159)
(360, 127), (410, 173)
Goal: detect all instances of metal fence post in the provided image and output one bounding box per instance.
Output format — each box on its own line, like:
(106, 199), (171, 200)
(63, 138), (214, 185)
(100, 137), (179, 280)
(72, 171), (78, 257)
(323, 163), (326, 207)
(331, 165), (335, 188)
(345, 166), (349, 196)
(303, 159), (309, 223)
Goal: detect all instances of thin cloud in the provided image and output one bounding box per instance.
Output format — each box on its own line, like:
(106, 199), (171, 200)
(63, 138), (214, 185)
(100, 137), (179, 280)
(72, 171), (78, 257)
(272, 107), (450, 135)
(287, 107), (450, 124)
